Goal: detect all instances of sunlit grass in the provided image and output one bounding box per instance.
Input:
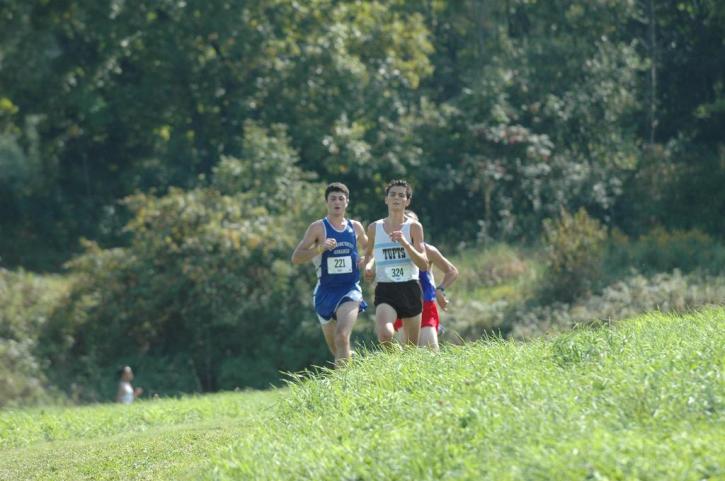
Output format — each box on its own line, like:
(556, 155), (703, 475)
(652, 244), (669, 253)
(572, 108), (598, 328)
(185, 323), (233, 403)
(1, 309), (722, 481)
(0, 391), (282, 481)
(0, 390), (280, 449)
(208, 308), (724, 481)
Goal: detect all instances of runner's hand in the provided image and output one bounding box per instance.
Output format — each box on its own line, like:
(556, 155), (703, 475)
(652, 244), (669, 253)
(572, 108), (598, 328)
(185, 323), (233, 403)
(389, 231), (406, 244)
(321, 238), (337, 251)
(436, 289), (449, 311)
(364, 264), (375, 282)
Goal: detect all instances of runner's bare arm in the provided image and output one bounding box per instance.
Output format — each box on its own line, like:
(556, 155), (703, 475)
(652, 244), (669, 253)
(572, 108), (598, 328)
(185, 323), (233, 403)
(428, 244), (458, 311)
(363, 222), (376, 280)
(396, 221), (428, 270)
(352, 220), (368, 252)
(428, 244), (459, 290)
(291, 221), (325, 264)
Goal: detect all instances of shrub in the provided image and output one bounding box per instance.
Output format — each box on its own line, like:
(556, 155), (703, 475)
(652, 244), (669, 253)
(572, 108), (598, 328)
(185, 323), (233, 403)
(40, 122), (332, 401)
(41, 187), (327, 400)
(541, 208), (607, 302)
(606, 227), (725, 275)
(455, 244), (532, 289)
(0, 339), (47, 407)
(0, 268), (69, 406)
(510, 271), (725, 339)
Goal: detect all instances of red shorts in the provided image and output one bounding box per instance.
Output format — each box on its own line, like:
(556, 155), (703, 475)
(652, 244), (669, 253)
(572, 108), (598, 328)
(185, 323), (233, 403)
(393, 300), (439, 331)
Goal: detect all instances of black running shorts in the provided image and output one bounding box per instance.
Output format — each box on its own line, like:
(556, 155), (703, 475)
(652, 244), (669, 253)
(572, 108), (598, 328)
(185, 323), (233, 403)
(374, 280), (423, 318)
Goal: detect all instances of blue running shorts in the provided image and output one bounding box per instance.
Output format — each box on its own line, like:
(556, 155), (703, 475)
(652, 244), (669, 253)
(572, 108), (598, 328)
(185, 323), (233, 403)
(313, 282), (368, 325)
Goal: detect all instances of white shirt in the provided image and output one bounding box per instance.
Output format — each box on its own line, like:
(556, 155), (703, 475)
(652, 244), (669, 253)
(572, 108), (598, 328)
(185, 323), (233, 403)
(373, 219), (419, 283)
(118, 381), (134, 404)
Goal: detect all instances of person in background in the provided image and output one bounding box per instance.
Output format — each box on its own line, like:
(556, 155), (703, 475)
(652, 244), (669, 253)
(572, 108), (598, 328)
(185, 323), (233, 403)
(116, 365), (143, 404)
(393, 211), (459, 351)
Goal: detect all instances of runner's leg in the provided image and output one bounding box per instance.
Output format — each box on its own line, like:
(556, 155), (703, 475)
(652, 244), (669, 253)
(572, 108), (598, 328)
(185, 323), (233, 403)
(401, 314), (421, 347)
(333, 301), (358, 367)
(376, 303), (397, 347)
(418, 326), (439, 351)
(398, 326), (409, 345)
(321, 321), (337, 357)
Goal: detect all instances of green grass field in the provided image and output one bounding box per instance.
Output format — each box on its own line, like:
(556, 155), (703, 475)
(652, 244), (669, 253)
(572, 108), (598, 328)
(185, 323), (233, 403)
(1, 308), (723, 480)
(0, 391), (281, 480)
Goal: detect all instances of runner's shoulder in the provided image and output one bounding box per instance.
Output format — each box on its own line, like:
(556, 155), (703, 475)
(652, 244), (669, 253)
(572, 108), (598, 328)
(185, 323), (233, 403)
(425, 243), (440, 255)
(367, 219), (383, 231)
(407, 219), (424, 231)
(306, 219), (326, 235)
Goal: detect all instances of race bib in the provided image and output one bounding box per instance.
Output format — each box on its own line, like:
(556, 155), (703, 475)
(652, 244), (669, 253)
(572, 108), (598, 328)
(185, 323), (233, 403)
(327, 256), (353, 274)
(385, 265), (409, 282)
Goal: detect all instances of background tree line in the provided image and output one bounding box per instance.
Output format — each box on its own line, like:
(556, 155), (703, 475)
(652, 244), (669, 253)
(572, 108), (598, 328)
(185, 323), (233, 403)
(0, 0), (723, 402)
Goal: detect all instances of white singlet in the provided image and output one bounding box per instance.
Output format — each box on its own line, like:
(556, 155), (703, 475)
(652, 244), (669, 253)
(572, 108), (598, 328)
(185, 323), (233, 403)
(373, 219), (419, 283)
(118, 381), (134, 404)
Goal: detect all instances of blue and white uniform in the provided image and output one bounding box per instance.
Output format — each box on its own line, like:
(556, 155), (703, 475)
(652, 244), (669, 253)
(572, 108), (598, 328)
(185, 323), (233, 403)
(312, 217), (367, 324)
(373, 220), (419, 283)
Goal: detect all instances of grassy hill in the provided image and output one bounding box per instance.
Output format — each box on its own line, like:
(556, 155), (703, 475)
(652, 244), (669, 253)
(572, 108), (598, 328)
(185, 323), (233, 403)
(1, 308), (723, 480)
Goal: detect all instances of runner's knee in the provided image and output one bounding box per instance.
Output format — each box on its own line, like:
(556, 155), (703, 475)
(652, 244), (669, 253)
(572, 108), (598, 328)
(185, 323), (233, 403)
(334, 330), (350, 346)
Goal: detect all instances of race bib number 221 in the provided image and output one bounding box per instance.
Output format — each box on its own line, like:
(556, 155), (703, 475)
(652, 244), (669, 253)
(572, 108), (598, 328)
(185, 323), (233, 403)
(327, 256), (353, 274)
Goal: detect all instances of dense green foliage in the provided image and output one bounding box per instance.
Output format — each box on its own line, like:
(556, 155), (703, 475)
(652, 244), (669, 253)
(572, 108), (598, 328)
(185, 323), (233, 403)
(38, 123), (333, 399)
(1, 0), (723, 268)
(607, 227), (725, 275)
(0, 268), (68, 406)
(542, 208), (608, 301)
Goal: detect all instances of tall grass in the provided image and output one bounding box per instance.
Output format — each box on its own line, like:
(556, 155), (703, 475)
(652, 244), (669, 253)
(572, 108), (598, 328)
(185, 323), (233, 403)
(453, 243), (540, 303)
(1, 310), (721, 481)
(208, 308), (724, 481)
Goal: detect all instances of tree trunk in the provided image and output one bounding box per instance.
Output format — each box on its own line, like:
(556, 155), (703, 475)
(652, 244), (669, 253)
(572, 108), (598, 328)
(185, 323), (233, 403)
(647, 0), (657, 145)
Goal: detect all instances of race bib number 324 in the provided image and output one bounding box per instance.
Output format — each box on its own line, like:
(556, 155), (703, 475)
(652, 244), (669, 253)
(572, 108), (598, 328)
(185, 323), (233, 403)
(385, 265), (409, 281)
(327, 256), (353, 274)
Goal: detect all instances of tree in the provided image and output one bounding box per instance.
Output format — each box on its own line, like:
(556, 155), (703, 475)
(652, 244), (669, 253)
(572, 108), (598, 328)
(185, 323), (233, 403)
(41, 122), (326, 397)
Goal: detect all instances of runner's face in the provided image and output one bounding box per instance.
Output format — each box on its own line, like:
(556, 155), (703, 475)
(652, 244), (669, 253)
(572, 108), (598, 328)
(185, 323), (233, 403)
(326, 192), (348, 215)
(385, 186), (409, 211)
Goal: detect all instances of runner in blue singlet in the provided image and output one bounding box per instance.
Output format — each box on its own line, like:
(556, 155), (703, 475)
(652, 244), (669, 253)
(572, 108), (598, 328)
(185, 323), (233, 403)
(291, 182), (368, 367)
